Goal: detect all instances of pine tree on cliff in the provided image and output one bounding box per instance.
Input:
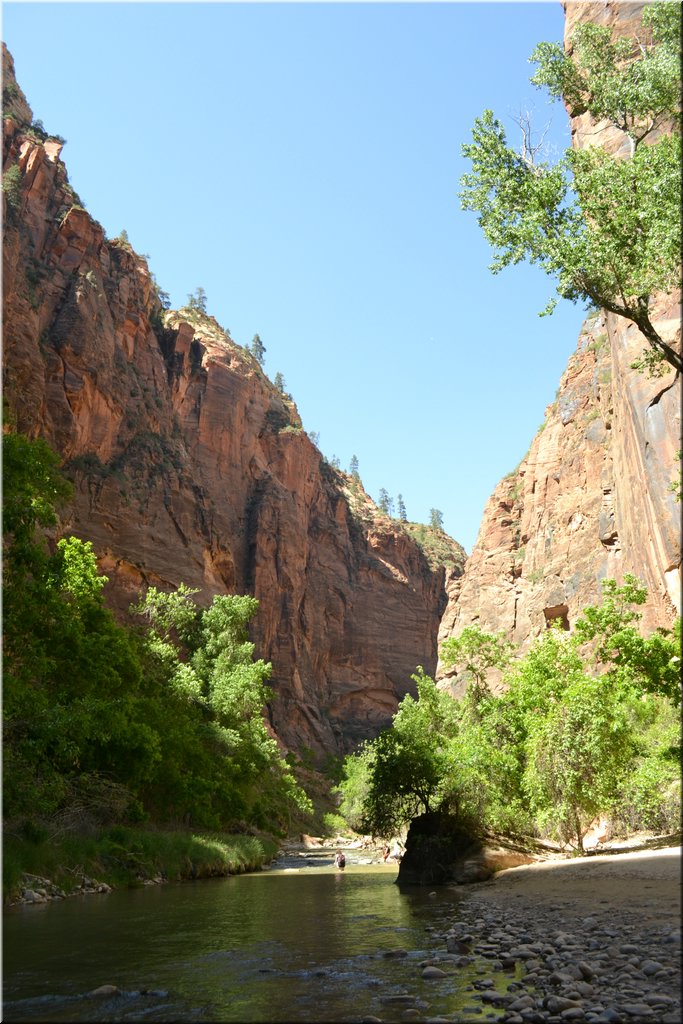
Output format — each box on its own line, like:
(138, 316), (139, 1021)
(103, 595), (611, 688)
(250, 334), (266, 365)
(378, 488), (392, 514)
(429, 508), (444, 531)
(349, 455), (360, 480)
(187, 287), (208, 314)
(460, 3), (681, 375)
(397, 494), (407, 521)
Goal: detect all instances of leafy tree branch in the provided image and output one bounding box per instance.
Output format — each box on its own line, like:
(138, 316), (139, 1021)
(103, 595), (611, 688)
(460, 3), (681, 374)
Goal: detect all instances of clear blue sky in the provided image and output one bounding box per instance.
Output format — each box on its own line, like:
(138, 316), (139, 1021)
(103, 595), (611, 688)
(2, 1), (587, 553)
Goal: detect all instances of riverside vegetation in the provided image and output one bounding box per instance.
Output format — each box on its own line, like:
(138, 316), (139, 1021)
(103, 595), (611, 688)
(2, 430), (309, 899)
(336, 583), (680, 855)
(3, 429), (680, 903)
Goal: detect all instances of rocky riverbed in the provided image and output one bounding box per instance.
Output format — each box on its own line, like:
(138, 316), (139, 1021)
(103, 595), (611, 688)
(363, 840), (681, 1024)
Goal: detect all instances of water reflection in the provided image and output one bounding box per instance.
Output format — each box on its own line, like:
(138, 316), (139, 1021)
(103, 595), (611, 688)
(4, 860), (493, 1022)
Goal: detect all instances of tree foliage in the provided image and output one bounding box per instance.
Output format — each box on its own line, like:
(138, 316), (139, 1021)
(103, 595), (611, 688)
(3, 432), (312, 838)
(338, 576), (680, 849)
(429, 508), (444, 531)
(249, 333), (266, 365)
(441, 625), (515, 693)
(459, 3), (682, 373)
(352, 668), (459, 836)
(186, 286), (208, 313)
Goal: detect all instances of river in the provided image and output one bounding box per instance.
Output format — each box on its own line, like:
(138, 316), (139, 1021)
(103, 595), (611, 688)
(3, 847), (509, 1022)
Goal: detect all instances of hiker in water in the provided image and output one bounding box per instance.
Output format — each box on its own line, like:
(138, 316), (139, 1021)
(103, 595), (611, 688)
(334, 850), (346, 869)
(382, 845), (390, 862)
(390, 841), (404, 863)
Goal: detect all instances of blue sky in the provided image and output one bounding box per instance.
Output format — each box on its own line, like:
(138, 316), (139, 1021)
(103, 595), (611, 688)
(2, 2), (587, 553)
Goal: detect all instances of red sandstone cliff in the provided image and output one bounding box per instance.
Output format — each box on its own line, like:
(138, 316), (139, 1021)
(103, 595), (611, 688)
(437, 2), (681, 695)
(2, 46), (465, 757)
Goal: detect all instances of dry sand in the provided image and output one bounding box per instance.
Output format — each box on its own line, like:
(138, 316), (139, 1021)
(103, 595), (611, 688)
(471, 838), (681, 930)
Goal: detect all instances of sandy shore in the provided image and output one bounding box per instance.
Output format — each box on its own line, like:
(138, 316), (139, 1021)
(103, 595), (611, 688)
(468, 839), (681, 930)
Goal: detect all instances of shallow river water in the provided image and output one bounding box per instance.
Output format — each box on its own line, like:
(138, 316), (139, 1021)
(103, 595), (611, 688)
(3, 849), (506, 1022)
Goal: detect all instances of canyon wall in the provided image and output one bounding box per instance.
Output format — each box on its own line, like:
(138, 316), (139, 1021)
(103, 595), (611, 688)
(437, 1), (681, 695)
(2, 46), (465, 758)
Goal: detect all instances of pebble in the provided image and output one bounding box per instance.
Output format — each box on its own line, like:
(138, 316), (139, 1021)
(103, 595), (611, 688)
(386, 888), (681, 1024)
(422, 966), (448, 979)
(10, 872), (114, 907)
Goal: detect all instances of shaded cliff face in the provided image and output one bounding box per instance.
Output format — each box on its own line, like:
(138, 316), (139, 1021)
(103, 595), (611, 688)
(2, 46), (465, 757)
(437, 3), (681, 694)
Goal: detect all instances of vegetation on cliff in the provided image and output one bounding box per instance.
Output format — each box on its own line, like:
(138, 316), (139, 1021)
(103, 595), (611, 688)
(460, 2), (681, 374)
(337, 578), (681, 852)
(2, 431), (313, 891)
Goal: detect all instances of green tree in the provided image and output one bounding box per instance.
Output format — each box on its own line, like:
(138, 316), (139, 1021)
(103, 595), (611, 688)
(397, 494), (407, 521)
(338, 578), (678, 850)
(273, 371), (286, 392)
(441, 624), (515, 697)
(2, 432), (312, 836)
(346, 669), (460, 836)
(334, 742), (375, 832)
(133, 586), (312, 830)
(2, 163), (23, 214)
(349, 454), (360, 480)
(3, 438), (159, 824)
(459, 3), (682, 373)
(250, 333), (266, 365)
(429, 508), (444, 531)
(378, 488), (392, 514)
(186, 287), (208, 313)
(522, 674), (635, 851)
(574, 575), (681, 706)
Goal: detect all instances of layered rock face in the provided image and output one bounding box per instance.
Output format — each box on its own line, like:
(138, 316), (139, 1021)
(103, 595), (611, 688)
(2, 46), (465, 757)
(437, 3), (681, 694)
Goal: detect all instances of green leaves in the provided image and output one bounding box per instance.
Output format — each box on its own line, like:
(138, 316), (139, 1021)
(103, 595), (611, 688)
(2, 432), (73, 555)
(3, 431), (312, 836)
(52, 537), (108, 599)
(341, 570), (680, 848)
(521, 674), (635, 848)
(531, 5), (681, 142)
(441, 624), (515, 691)
(460, 4), (682, 372)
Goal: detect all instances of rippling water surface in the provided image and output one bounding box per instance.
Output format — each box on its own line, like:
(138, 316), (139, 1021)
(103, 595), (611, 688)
(3, 852), (505, 1022)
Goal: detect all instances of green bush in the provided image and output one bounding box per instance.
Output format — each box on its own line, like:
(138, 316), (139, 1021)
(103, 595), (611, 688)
(2, 164), (23, 213)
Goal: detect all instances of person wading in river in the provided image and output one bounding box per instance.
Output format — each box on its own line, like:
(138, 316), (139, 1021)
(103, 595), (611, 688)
(334, 850), (346, 869)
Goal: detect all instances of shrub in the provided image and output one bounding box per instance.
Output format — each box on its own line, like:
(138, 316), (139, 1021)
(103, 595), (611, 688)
(2, 164), (23, 214)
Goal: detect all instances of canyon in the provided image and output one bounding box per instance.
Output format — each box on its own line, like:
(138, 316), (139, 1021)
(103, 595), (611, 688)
(2, 43), (464, 759)
(3, 0), (680, 755)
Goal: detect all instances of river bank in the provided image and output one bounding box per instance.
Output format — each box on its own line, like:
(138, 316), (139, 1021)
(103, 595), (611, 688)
(366, 837), (681, 1024)
(3, 827), (280, 907)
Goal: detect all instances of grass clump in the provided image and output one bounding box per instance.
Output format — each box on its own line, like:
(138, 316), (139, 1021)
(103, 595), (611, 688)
(3, 826), (279, 900)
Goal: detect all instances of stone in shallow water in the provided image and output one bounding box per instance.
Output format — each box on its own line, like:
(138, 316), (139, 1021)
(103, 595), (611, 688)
(422, 966), (448, 979)
(87, 985), (121, 998)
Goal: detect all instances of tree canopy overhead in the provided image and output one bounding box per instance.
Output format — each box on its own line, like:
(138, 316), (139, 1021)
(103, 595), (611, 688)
(460, 2), (681, 374)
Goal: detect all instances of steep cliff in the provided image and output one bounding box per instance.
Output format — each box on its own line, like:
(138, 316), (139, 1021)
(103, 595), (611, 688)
(437, 2), (681, 695)
(2, 45), (465, 757)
